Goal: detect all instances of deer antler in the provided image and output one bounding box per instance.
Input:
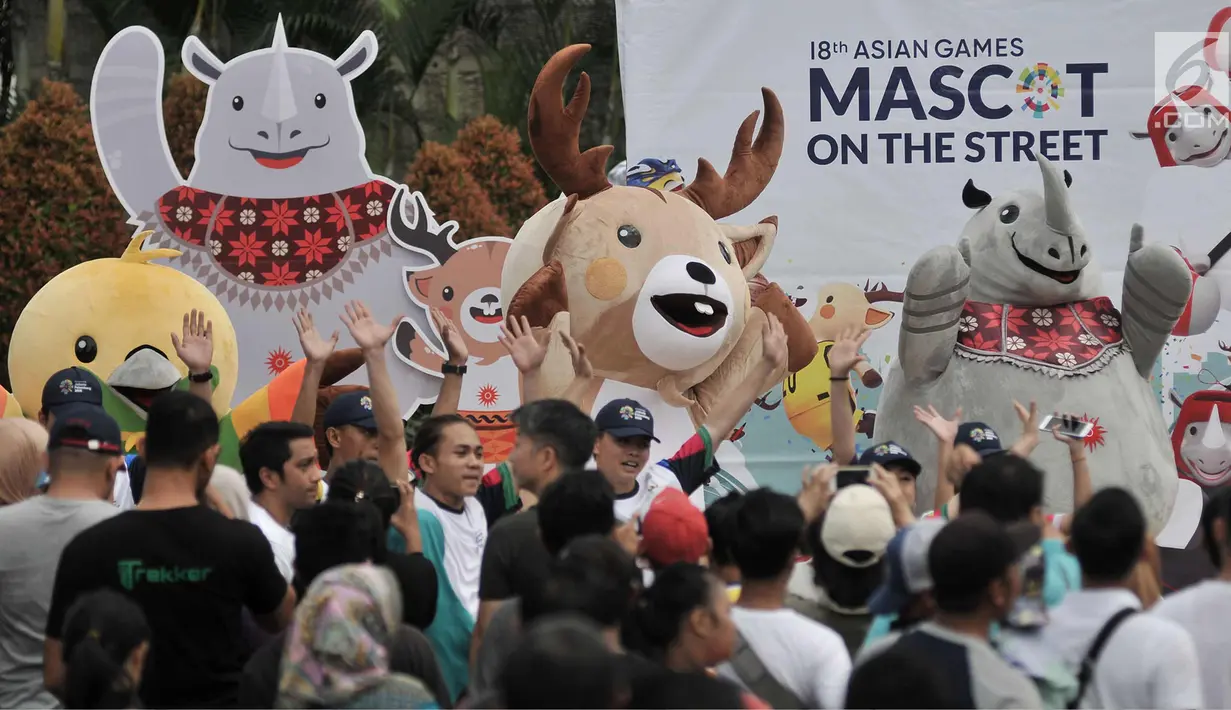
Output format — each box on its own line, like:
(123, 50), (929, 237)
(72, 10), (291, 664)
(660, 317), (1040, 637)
(528, 45), (614, 199)
(679, 88), (785, 220)
(389, 188), (461, 266)
(863, 279), (905, 304)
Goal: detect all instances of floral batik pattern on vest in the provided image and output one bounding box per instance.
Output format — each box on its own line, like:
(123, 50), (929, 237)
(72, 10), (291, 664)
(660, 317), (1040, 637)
(142, 180), (397, 311)
(955, 298), (1124, 377)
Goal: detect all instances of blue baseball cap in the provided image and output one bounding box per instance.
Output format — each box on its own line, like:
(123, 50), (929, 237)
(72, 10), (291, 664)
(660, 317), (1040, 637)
(954, 422), (1006, 458)
(47, 404), (123, 455)
(868, 518), (946, 615)
(594, 398), (659, 442)
(857, 441), (922, 477)
(323, 390), (377, 431)
(41, 367), (103, 413)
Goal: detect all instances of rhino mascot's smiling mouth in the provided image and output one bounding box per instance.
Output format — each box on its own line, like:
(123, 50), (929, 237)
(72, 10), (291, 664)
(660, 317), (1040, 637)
(634, 254), (735, 372)
(108, 345), (183, 412)
(228, 137), (332, 170)
(1010, 233), (1082, 284)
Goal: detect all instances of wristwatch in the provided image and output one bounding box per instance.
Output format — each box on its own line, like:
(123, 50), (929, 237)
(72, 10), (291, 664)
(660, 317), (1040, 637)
(188, 371), (213, 383)
(442, 363), (468, 376)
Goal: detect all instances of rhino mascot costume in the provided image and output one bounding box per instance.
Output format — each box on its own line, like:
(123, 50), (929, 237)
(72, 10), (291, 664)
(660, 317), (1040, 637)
(874, 156), (1192, 533)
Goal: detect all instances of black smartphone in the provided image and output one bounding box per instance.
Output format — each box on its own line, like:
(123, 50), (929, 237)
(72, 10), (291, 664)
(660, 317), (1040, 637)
(834, 466), (871, 490)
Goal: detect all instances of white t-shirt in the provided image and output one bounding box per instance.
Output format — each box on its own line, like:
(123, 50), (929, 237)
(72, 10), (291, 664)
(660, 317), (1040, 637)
(1153, 579), (1231, 709)
(716, 606), (852, 710)
(1009, 588), (1203, 709)
(415, 488), (487, 619)
(612, 429), (716, 522)
(112, 469), (134, 510)
(247, 501), (296, 583)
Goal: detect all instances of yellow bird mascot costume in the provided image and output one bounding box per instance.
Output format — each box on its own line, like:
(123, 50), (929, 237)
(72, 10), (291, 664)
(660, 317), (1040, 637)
(7, 232), (361, 467)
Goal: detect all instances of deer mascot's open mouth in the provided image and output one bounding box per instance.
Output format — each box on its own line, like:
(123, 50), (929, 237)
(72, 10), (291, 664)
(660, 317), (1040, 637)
(469, 294), (504, 325)
(651, 294), (729, 337)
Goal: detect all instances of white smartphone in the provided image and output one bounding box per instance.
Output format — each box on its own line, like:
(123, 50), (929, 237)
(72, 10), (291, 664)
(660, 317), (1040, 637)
(1038, 414), (1094, 439)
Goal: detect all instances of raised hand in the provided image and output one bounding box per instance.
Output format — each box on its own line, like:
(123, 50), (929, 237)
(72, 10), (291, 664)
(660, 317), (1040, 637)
(431, 308), (469, 366)
(561, 331), (593, 379)
(1049, 412), (1087, 453)
(869, 464), (914, 528)
(829, 324), (872, 378)
(761, 313), (789, 372)
(340, 300), (399, 354)
(498, 315), (548, 373)
(1011, 400), (1041, 456)
(293, 309), (339, 364)
(171, 309), (214, 374)
(798, 462), (838, 523)
(913, 404), (962, 444)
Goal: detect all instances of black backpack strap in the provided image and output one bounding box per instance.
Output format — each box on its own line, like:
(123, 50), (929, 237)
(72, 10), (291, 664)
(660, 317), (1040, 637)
(1067, 607), (1137, 710)
(728, 629), (805, 709)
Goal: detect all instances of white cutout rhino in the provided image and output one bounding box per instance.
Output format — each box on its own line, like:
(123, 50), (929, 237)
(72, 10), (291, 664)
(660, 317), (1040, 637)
(90, 16), (452, 412)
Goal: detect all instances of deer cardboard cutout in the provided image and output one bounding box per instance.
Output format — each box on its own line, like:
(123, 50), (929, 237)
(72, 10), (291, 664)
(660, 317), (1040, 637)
(89, 16), (448, 413)
(500, 45), (816, 498)
(873, 157), (1194, 535)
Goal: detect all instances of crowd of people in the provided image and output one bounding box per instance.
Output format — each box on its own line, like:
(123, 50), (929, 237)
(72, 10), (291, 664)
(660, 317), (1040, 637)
(0, 298), (1227, 710)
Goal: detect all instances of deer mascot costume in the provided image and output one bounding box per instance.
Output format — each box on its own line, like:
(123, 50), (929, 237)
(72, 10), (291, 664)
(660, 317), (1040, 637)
(501, 45), (816, 498)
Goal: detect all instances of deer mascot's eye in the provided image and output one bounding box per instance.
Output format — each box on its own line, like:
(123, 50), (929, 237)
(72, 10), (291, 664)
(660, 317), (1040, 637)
(617, 225), (642, 248)
(999, 204), (1020, 224)
(718, 241), (732, 264)
(442, 286), (455, 302)
(315, 93), (327, 109)
(75, 335), (98, 363)
(232, 96), (244, 111)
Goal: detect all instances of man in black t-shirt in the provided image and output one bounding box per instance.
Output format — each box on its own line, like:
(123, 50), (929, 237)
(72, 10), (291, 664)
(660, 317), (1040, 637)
(44, 391), (295, 709)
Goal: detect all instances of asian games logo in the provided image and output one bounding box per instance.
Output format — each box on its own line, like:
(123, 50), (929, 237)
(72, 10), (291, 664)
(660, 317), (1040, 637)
(360, 395), (373, 411)
(59, 379), (74, 395)
(619, 405), (636, 420)
(1016, 63), (1064, 118)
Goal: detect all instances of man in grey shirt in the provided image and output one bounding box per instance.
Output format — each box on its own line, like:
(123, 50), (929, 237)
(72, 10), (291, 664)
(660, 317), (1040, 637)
(0, 405), (124, 708)
(859, 512), (1045, 709)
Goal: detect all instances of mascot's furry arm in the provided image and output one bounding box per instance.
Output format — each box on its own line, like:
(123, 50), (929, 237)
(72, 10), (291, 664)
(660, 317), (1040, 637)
(1120, 224), (1193, 379)
(897, 245), (971, 386)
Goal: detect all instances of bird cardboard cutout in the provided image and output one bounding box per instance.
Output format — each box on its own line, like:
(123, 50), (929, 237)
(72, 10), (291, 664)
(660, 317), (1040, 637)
(874, 157), (1193, 535)
(7, 233), (361, 467)
(89, 16), (451, 414)
(500, 45), (816, 499)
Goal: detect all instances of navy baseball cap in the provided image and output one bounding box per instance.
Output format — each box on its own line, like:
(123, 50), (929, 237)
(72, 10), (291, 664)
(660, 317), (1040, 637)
(47, 404), (123, 454)
(954, 421), (1006, 457)
(595, 398), (659, 442)
(857, 441), (922, 477)
(323, 390), (377, 431)
(868, 518), (946, 615)
(41, 367), (103, 412)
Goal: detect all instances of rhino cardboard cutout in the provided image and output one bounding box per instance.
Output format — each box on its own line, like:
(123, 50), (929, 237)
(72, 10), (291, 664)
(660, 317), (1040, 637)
(501, 45), (816, 501)
(874, 156), (1193, 534)
(90, 16), (450, 413)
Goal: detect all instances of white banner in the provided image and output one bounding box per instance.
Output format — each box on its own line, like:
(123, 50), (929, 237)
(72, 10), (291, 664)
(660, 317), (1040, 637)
(617, 0), (1231, 500)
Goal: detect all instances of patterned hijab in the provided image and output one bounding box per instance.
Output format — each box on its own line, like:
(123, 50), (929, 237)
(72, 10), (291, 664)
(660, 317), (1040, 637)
(276, 564), (403, 708)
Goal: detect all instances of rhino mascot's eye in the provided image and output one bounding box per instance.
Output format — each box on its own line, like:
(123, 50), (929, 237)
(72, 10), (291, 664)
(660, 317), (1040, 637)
(718, 241), (732, 264)
(1168, 132), (1177, 142)
(75, 335), (98, 363)
(999, 205), (1020, 224)
(315, 93), (327, 109)
(442, 286), (455, 302)
(232, 96), (244, 111)
(617, 225), (642, 248)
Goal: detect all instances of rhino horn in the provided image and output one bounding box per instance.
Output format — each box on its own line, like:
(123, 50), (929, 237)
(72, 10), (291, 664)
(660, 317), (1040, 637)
(1038, 155), (1076, 236)
(1203, 404), (1228, 450)
(261, 14), (298, 124)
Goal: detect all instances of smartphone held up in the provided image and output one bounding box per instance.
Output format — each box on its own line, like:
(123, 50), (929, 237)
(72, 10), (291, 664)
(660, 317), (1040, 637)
(1039, 413), (1094, 440)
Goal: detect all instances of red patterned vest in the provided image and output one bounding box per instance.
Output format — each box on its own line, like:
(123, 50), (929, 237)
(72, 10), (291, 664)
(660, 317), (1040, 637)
(152, 180), (397, 291)
(954, 298), (1124, 377)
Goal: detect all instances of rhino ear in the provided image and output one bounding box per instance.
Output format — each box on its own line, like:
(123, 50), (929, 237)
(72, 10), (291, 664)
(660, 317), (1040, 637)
(182, 36), (223, 84)
(962, 179), (992, 209)
(335, 30), (378, 80)
(958, 236), (973, 266)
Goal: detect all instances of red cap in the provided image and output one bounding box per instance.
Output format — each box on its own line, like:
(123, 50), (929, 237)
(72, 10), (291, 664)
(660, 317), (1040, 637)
(640, 488), (709, 567)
